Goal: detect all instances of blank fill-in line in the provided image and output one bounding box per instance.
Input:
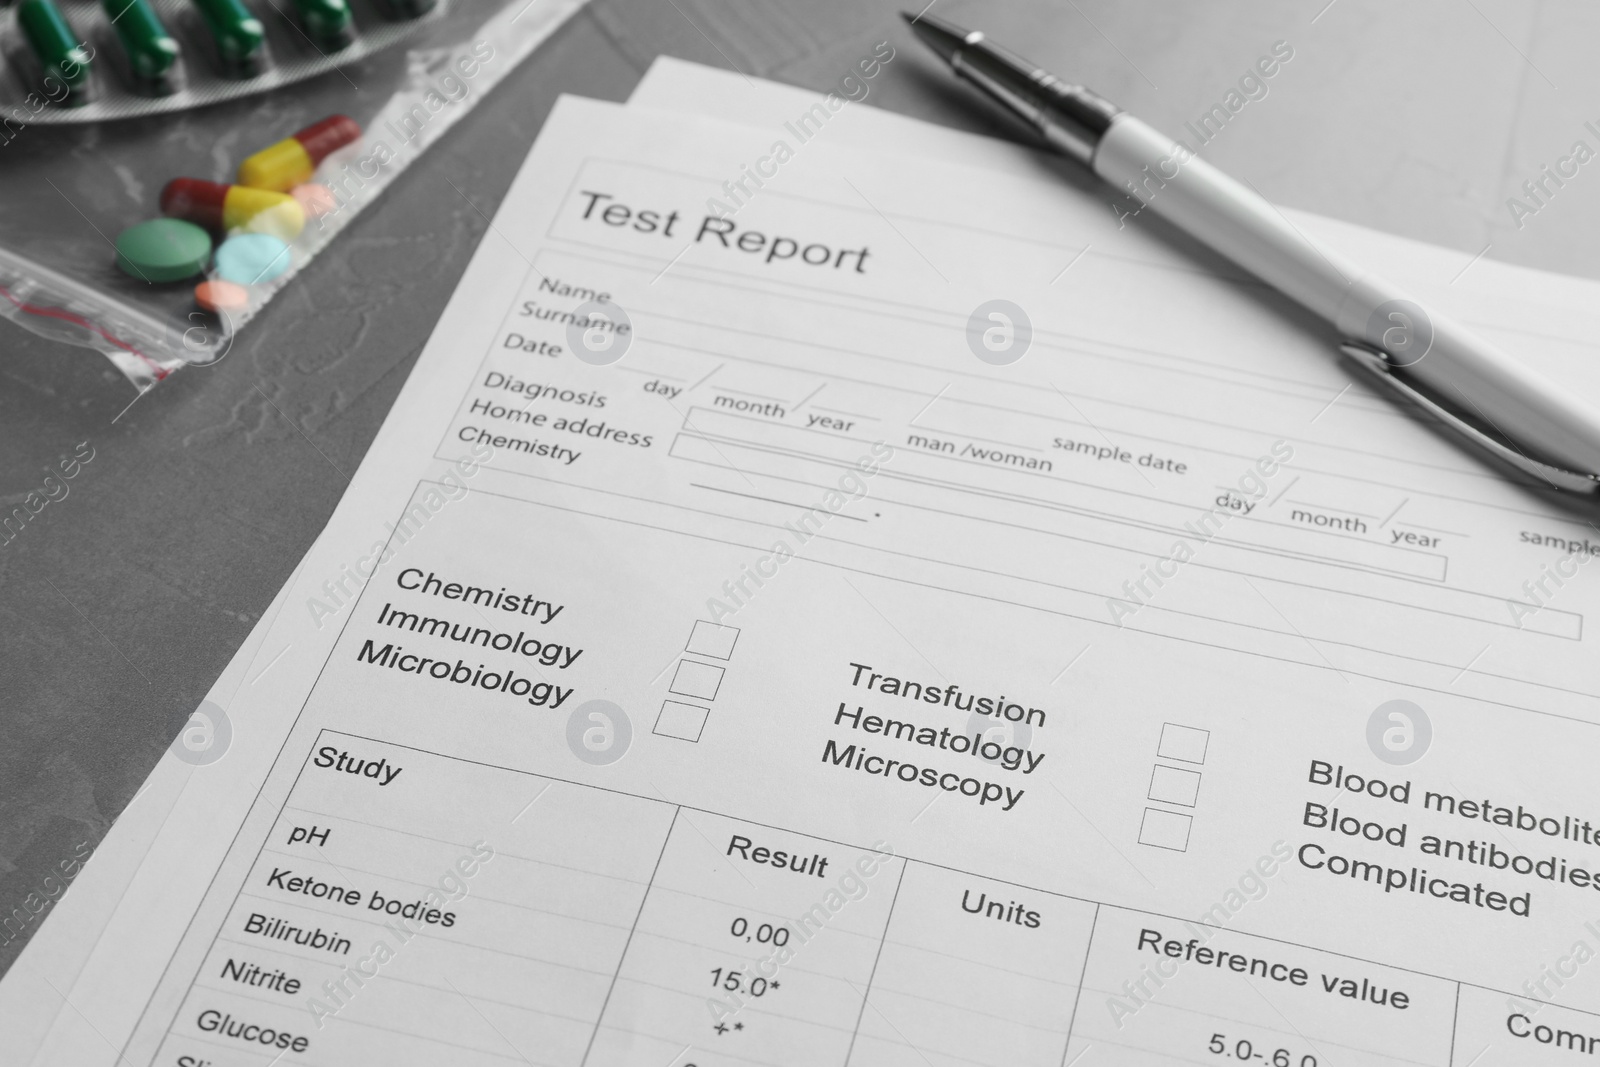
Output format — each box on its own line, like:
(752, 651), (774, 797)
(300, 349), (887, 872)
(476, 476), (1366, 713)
(691, 483), (869, 521)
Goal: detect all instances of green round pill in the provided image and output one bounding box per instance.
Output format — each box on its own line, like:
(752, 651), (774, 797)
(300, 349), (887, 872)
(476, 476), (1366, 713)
(115, 218), (212, 282)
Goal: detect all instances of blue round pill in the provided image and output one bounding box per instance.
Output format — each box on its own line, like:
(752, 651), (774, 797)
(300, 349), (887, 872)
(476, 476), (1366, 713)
(213, 233), (292, 285)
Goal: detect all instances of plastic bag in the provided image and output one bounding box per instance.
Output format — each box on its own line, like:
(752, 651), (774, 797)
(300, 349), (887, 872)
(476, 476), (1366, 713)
(0, 0), (586, 389)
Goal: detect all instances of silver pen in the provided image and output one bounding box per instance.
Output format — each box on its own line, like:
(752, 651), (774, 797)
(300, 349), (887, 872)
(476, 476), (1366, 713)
(906, 12), (1600, 495)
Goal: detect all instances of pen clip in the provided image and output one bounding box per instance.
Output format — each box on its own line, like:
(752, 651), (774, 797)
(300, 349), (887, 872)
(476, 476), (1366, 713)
(1339, 341), (1600, 495)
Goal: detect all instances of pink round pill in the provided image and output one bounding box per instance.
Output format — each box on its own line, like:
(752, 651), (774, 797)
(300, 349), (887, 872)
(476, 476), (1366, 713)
(291, 183), (337, 218)
(195, 279), (250, 313)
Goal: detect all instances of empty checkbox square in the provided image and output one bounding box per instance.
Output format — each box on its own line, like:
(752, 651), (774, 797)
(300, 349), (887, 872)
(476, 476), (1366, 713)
(1139, 808), (1193, 851)
(654, 701), (709, 742)
(686, 621), (739, 660)
(1157, 722), (1210, 764)
(670, 660), (724, 701)
(1148, 765), (1202, 807)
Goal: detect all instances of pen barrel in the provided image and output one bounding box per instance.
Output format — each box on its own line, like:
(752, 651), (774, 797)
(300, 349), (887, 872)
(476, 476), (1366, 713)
(1094, 114), (1600, 477)
(1398, 314), (1600, 477)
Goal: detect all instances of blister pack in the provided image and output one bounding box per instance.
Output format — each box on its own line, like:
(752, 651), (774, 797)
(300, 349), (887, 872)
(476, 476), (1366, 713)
(0, 0), (585, 389)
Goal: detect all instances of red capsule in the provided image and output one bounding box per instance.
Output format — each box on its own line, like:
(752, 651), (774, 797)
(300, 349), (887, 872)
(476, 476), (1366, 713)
(296, 115), (361, 162)
(161, 178), (305, 239)
(237, 115), (362, 191)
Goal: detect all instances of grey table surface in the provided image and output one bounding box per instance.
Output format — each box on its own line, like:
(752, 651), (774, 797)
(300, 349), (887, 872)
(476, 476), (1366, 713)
(2, 0), (1596, 978)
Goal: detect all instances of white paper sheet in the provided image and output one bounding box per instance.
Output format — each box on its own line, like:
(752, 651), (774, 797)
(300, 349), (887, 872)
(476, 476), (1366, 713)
(8, 74), (1600, 1066)
(628, 56), (1600, 405)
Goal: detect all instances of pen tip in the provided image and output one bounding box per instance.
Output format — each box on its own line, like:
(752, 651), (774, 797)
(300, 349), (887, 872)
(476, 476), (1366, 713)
(901, 10), (969, 63)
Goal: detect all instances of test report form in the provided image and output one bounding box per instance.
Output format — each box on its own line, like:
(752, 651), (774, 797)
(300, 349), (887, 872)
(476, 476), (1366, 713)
(8, 66), (1600, 1066)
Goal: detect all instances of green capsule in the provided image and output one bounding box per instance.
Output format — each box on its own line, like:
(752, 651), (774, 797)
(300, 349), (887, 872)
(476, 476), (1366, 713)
(101, 0), (180, 82)
(190, 0), (265, 73)
(290, 0), (352, 48)
(17, 0), (92, 92)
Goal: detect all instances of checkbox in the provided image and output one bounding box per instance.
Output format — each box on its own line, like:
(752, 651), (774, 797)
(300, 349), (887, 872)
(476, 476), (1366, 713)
(686, 621), (739, 660)
(1148, 765), (1201, 807)
(670, 660), (724, 701)
(654, 701), (709, 742)
(1157, 723), (1210, 765)
(1139, 808), (1193, 852)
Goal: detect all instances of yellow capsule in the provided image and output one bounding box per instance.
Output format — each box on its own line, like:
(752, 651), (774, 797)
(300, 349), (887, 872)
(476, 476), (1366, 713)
(237, 116), (362, 192)
(239, 139), (315, 191)
(223, 187), (305, 240)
